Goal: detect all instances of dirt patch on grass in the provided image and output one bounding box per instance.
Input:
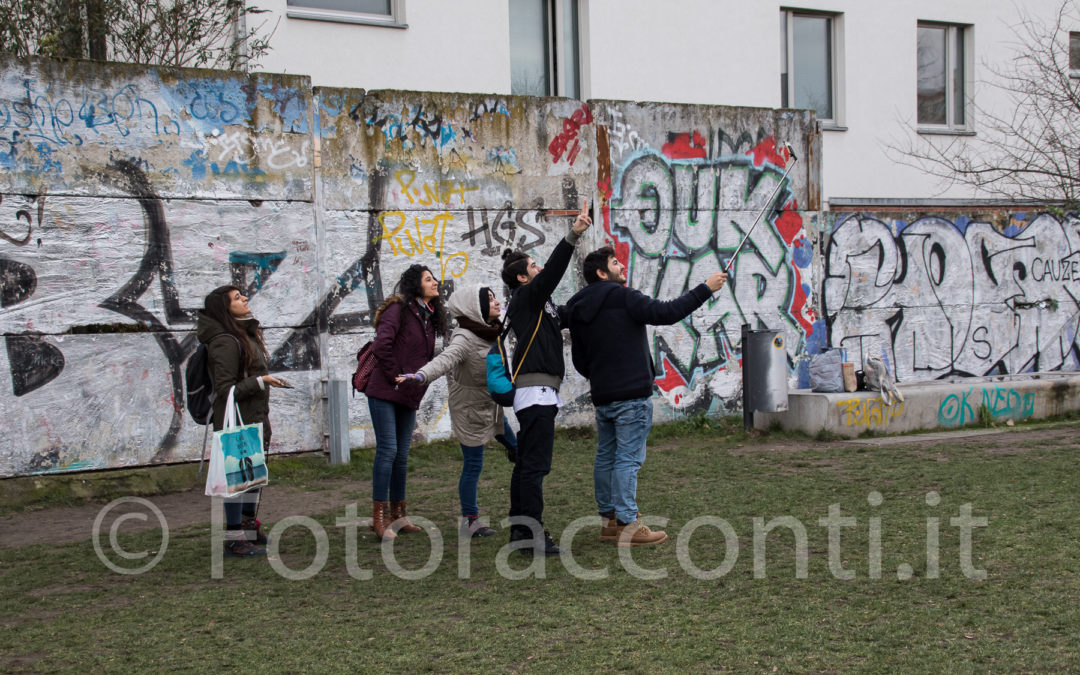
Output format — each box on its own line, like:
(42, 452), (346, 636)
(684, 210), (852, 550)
(0, 481), (364, 550)
(0, 652), (47, 670)
(28, 584), (102, 597)
(910, 451), (951, 462)
(774, 458), (847, 475)
(3, 423), (1077, 552)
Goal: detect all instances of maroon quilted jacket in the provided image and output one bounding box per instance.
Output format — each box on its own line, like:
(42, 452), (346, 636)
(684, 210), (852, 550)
(363, 299), (436, 410)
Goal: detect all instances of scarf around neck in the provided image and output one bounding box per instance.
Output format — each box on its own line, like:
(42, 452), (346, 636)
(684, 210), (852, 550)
(456, 315), (500, 342)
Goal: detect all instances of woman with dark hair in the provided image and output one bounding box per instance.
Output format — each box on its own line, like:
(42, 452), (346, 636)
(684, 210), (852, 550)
(197, 285), (289, 557)
(398, 284), (518, 538)
(362, 264), (446, 540)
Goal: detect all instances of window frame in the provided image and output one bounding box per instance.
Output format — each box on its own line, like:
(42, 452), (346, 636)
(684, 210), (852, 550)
(780, 7), (845, 129)
(286, 0), (407, 28)
(510, 0), (587, 98)
(916, 21), (972, 134)
(1069, 31), (1080, 79)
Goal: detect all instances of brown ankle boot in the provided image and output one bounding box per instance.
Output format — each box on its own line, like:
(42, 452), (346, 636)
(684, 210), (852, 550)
(390, 501), (422, 533)
(371, 501), (397, 540)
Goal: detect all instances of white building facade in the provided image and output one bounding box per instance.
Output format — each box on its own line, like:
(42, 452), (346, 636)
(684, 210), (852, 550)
(250, 0), (1068, 206)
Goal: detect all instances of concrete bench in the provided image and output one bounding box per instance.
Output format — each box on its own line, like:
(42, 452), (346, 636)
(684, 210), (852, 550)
(753, 371), (1080, 438)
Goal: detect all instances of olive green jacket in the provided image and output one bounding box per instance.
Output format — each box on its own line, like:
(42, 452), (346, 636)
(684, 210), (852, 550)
(196, 311), (272, 435)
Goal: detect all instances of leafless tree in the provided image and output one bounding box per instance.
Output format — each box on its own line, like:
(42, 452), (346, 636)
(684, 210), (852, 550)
(0, 0), (274, 71)
(891, 0), (1080, 206)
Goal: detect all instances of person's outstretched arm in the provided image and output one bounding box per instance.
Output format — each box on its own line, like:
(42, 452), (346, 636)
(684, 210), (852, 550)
(516, 201), (592, 311)
(625, 271), (728, 325)
(410, 333), (472, 384)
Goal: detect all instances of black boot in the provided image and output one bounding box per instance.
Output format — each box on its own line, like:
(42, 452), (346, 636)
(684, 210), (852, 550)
(535, 530), (563, 557)
(495, 434), (517, 463)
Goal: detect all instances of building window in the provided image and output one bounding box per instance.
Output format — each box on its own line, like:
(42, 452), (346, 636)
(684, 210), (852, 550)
(917, 22), (969, 128)
(1070, 31), (1080, 76)
(510, 0), (581, 98)
(780, 9), (843, 124)
(286, 0), (406, 27)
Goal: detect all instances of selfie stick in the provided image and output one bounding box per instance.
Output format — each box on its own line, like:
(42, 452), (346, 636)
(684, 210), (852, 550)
(725, 143), (799, 272)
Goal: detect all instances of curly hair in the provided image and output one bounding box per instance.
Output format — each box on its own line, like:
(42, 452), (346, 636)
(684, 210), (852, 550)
(373, 264), (448, 336)
(202, 285), (266, 370)
(501, 248), (530, 290)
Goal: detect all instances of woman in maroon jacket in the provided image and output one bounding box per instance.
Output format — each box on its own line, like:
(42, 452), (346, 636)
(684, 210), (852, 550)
(363, 264), (446, 539)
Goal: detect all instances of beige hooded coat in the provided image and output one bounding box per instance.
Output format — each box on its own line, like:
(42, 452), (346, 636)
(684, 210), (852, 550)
(417, 283), (504, 447)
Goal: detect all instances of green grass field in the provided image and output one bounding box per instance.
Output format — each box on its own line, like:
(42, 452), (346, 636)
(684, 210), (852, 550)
(3, 416), (1078, 672)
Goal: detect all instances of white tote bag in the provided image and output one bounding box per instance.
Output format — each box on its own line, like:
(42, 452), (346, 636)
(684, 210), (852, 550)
(204, 387), (268, 497)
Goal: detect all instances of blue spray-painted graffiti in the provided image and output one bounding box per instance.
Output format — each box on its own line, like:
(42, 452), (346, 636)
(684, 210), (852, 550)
(937, 385), (1037, 426)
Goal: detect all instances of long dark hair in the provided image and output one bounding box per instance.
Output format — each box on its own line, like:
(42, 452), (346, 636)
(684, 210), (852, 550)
(203, 285), (266, 370)
(373, 265), (448, 336)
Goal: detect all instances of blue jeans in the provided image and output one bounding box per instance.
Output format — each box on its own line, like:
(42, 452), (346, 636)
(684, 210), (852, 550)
(594, 396), (653, 524)
(496, 417), (518, 453)
(459, 444), (484, 516)
(224, 490), (260, 527)
(368, 396), (417, 502)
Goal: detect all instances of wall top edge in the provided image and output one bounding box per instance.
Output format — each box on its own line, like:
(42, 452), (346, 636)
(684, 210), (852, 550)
(2, 54), (312, 88)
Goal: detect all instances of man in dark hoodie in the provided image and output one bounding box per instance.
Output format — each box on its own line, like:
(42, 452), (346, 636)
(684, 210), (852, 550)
(502, 201), (591, 556)
(567, 247), (727, 547)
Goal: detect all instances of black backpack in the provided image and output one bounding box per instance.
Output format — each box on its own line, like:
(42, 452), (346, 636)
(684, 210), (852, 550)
(185, 334), (242, 424)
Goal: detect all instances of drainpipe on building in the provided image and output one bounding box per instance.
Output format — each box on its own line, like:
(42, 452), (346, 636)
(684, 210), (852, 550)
(231, 4), (248, 69)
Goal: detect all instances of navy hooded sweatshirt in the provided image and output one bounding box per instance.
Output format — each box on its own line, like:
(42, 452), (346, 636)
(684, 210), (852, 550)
(566, 280), (713, 405)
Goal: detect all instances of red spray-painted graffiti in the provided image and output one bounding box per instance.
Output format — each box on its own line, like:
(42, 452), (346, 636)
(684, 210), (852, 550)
(548, 103), (593, 165)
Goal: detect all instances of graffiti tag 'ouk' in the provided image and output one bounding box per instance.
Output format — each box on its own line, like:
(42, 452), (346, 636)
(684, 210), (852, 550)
(606, 134), (814, 409)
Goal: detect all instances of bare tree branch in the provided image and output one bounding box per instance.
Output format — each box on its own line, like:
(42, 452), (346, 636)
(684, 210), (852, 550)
(0, 0), (275, 71)
(887, 0), (1080, 205)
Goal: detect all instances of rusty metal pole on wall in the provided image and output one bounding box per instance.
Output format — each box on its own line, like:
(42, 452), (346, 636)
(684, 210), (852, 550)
(742, 323), (752, 431)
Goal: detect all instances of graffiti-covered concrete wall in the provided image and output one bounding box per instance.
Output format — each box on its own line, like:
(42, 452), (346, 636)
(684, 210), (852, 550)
(0, 56), (820, 477)
(823, 210), (1080, 382)
(593, 102), (821, 411)
(0, 56), (321, 477)
(7, 55), (1073, 478)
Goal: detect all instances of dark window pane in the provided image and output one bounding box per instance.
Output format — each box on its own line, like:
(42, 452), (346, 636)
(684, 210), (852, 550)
(780, 11), (788, 107)
(1071, 32), (1080, 70)
(288, 0), (392, 14)
(792, 15), (832, 119)
(510, 0), (550, 96)
(560, 0), (579, 98)
(918, 25), (946, 125)
(953, 28), (965, 125)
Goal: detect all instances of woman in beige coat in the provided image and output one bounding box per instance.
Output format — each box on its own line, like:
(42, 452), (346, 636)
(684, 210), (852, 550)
(398, 283), (516, 537)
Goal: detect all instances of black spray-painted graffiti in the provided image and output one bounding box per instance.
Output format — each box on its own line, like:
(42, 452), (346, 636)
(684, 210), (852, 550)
(0, 161), (288, 462)
(357, 98), (511, 150)
(269, 166), (574, 373)
(1, 195), (64, 396)
(1, 253), (65, 396)
(823, 214), (1080, 381)
(459, 202), (548, 256)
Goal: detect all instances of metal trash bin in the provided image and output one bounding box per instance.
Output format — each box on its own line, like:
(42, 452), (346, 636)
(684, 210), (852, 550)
(742, 327), (789, 413)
